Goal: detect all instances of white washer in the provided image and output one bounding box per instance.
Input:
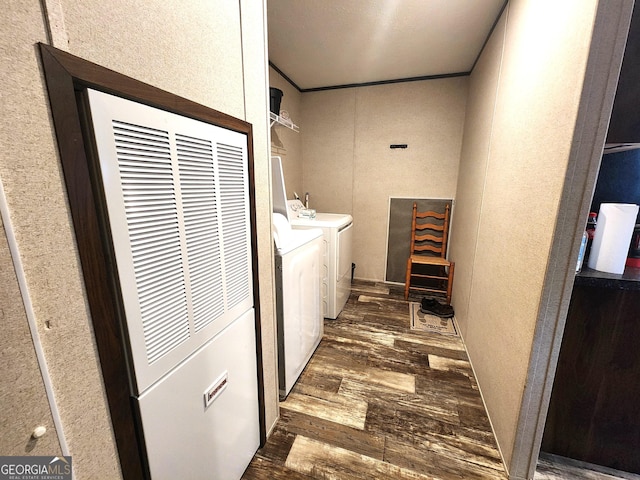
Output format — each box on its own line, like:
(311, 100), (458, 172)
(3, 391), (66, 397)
(273, 213), (323, 398)
(288, 200), (353, 319)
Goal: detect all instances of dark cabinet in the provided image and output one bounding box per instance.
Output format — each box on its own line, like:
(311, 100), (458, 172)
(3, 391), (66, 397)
(541, 272), (640, 474)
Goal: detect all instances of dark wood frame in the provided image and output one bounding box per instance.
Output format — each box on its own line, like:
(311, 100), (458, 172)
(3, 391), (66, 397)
(38, 43), (266, 479)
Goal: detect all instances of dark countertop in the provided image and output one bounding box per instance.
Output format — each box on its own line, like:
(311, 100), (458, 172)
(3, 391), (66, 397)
(575, 265), (640, 290)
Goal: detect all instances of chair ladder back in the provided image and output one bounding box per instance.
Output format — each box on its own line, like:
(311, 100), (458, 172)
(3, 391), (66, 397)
(410, 203), (450, 258)
(409, 202), (419, 256)
(405, 202), (454, 303)
(441, 203), (450, 259)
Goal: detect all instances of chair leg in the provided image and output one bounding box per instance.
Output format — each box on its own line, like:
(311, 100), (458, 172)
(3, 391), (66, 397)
(404, 259), (412, 300)
(446, 261), (455, 305)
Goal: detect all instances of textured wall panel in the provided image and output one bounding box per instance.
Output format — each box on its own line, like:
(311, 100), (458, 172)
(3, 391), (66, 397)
(0, 2), (122, 478)
(1, 0), (276, 476)
(448, 0), (602, 470)
(0, 212), (61, 456)
(61, 0), (245, 119)
(244, 2), (280, 434)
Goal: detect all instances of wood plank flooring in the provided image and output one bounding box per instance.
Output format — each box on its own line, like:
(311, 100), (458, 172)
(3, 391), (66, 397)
(242, 280), (507, 479)
(242, 279), (638, 479)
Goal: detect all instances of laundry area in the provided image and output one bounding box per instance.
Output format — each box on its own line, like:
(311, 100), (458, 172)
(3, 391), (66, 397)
(265, 0), (477, 414)
(1, 1), (636, 480)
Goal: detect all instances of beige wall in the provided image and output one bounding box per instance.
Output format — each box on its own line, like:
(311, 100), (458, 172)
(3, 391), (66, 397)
(0, 0), (277, 478)
(269, 67), (303, 198)
(0, 210), (61, 457)
(300, 88), (356, 215)
(301, 79), (468, 281)
(271, 73), (467, 284)
(240, 0), (280, 438)
(449, 0), (601, 473)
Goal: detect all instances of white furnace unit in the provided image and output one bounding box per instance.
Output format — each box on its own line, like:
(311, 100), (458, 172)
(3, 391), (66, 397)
(87, 89), (259, 480)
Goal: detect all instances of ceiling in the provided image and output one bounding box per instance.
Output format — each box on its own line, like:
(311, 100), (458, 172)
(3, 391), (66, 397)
(267, 0), (507, 91)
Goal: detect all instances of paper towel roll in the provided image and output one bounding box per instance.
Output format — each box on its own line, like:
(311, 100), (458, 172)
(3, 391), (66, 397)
(587, 203), (639, 274)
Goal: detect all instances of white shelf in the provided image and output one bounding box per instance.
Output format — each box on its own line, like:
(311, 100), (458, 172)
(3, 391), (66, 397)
(270, 112), (299, 132)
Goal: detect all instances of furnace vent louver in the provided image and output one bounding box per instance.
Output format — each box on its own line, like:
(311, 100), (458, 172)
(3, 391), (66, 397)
(114, 121), (190, 364)
(218, 143), (250, 309)
(87, 89), (253, 393)
(176, 133), (225, 333)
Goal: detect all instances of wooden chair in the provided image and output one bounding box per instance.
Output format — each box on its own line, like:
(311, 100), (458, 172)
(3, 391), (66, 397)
(404, 202), (455, 304)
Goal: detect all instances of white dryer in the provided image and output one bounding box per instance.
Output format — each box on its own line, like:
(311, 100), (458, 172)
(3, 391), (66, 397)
(288, 200), (353, 319)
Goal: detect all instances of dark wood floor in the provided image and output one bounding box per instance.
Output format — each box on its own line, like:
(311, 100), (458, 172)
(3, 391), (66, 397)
(242, 280), (507, 479)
